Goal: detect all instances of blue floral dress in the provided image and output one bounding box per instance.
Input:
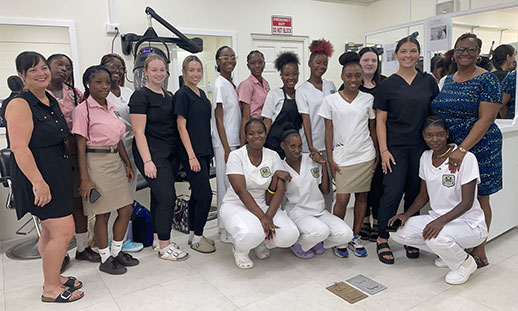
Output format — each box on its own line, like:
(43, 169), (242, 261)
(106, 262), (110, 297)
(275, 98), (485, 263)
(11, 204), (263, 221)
(502, 71), (516, 119)
(432, 72), (502, 196)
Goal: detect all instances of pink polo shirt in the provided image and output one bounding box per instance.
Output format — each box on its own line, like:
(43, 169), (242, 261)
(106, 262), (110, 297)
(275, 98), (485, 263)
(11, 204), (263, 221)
(237, 74), (270, 118)
(71, 97), (125, 147)
(49, 84), (83, 130)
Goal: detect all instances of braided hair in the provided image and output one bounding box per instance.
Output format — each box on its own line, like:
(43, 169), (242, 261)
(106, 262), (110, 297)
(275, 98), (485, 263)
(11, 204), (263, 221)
(47, 53), (80, 106)
(423, 115), (448, 131)
(82, 65), (112, 99)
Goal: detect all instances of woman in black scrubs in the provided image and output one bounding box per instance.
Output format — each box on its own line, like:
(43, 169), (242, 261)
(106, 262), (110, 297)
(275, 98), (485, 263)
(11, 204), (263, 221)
(130, 54), (188, 261)
(175, 55), (215, 253)
(374, 37), (439, 264)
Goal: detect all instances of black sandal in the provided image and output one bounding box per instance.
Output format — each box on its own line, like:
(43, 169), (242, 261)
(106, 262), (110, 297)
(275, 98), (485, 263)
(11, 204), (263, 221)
(404, 245), (420, 259)
(369, 224), (379, 242)
(360, 223), (371, 240)
(472, 255), (489, 269)
(63, 276), (82, 290)
(41, 289), (84, 303)
(376, 242), (394, 265)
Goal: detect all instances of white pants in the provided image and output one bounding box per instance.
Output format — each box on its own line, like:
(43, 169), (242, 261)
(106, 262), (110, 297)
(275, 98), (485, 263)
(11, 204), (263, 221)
(214, 145), (238, 228)
(392, 214), (487, 271)
(289, 209), (354, 251)
(220, 201), (300, 253)
(320, 150), (334, 212)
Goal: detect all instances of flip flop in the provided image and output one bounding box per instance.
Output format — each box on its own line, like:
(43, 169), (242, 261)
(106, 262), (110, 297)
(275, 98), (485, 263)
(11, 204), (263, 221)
(41, 289), (84, 303)
(377, 242), (394, 265)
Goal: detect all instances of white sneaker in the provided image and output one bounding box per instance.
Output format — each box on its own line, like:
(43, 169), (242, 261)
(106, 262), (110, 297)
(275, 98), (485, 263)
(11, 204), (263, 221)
(445, 255), (477, 285)
(232, 247), (254, 269)
(220, 229), (234, 244)
(253, 242), (270, 259)
(158, 243), (189, 262)
(435, 257), (448, 268)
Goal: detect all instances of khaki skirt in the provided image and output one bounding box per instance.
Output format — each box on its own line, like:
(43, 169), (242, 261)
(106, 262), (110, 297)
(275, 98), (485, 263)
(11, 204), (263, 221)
(335, 159), (375, 194)
(82, 150), (133, 217)
(68, 135), (81, 199)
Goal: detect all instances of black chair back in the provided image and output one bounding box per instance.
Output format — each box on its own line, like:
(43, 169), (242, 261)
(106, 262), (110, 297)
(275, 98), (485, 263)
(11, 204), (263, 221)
(0, 148), (12, 187)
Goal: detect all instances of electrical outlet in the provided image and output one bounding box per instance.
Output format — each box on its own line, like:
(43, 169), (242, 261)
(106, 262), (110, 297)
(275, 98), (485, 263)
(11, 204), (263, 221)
(106, 23), (120, 34)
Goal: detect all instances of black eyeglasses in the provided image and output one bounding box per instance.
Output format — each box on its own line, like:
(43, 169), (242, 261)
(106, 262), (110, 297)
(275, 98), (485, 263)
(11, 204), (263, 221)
(454, 47), (479, 55)
(105, 64), (126, 72)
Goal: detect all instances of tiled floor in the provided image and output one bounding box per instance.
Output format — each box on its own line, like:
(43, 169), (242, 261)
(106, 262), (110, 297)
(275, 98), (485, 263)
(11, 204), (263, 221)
(1, 221), (517, 311)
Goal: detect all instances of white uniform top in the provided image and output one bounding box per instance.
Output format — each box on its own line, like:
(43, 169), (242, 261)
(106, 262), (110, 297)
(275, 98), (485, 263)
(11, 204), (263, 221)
(261, 88), (294, 123)
(283, 154), (325, 217)
(296, 80), (336, 152)
(107, 86), (134, 155)
(224, 146), (283, 206)
(318, 91), (375, 166)
(419, 148), (485, 229)
(211, 75), (241, 148)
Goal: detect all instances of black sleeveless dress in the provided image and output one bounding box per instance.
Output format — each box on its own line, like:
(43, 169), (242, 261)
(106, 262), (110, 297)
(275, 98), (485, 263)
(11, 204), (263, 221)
(10, 91), (73, 220)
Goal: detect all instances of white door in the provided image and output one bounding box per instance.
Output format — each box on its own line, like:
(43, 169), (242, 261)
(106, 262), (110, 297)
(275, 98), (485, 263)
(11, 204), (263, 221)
(251, 35), (309, 90)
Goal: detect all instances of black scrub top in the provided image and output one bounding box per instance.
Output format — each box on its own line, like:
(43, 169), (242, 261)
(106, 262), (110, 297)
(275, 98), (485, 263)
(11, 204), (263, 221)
(129, 87), (179, 153)
(373, 72), (439, 148)
(173, 85), (213, 159)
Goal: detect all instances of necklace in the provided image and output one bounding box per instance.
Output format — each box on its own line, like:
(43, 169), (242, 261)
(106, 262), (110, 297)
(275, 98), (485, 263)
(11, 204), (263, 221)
(341, 90), (357, 102)
(434, 145), (452, 158)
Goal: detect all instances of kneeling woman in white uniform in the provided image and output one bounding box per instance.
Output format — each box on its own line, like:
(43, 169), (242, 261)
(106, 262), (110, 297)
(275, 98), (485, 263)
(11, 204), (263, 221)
(220, 118), (299, 269)
(390, 115), (487, 285)
(280, 128), (353, 259)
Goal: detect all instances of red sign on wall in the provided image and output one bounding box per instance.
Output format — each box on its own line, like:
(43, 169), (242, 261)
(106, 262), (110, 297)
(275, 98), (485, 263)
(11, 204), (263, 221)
(271, 16), (293, 35)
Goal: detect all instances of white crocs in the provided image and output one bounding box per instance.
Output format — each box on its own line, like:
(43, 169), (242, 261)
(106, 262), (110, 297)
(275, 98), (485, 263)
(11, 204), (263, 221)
(253, 242), (270, 260)
(233, 247), (254, 269)
(158, 243), (189, 262)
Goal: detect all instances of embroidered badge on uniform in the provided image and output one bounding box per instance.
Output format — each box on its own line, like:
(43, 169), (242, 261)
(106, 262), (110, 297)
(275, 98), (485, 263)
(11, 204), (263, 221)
(68, 93), (76, 100)
(260, 166), (272, 178)
(442, 174), (455, 187)
(310, 167), (320, 178)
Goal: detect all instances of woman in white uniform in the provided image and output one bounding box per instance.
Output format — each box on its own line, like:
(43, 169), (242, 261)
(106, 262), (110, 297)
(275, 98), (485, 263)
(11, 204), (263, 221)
(212, 46), (242, 230)
(319, 52), (377, 258)
(296, 39), (336, 211)
(280, 127), (353, 259)
(220, 119), (299, 269)
(390, 115), (487, 285)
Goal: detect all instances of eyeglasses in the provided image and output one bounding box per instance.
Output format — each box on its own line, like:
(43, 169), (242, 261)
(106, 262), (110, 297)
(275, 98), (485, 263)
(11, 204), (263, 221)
(105, 64), (126, 72)
(454, 47), (479, 55)
(218, 56), (237, 61)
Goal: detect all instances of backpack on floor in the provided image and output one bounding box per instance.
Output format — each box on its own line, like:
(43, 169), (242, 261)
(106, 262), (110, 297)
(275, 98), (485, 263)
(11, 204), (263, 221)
(132, 201), (153, 247)
(173, 194), (189, 234)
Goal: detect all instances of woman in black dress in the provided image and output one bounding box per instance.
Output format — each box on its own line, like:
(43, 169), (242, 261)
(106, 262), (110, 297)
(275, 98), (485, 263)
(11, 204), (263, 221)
(6, 51), (83, 302)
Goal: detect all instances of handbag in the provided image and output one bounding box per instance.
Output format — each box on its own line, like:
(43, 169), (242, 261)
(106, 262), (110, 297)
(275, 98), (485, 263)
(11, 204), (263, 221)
(131, 201), (153, 247)
(172, 194), (190, 234)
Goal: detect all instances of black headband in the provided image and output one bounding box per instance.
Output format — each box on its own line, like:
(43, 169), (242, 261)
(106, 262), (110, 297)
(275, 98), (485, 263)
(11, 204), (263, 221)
(281, 129), (299, 141)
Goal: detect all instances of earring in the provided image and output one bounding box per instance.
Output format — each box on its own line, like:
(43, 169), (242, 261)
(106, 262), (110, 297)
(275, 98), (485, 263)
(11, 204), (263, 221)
(452, 57), (456, 64)
(477, 56), (482, 64)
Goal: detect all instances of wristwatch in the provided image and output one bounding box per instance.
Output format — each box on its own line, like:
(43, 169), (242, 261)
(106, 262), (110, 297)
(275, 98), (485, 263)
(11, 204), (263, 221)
(458, 146), (468, 153)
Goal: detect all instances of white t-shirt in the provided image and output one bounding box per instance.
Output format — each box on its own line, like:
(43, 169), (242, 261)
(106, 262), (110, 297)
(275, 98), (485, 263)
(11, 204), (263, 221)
(107, 86), (134, 155)
(211, 75), (241, 148)
(283, 154), (325, 217)
(318, 91), (375, 166)
(261, 88), (293, 123)
(419, 148), (486, 229)
(296, 80), (336, 152)
(224, 146), (283, 206)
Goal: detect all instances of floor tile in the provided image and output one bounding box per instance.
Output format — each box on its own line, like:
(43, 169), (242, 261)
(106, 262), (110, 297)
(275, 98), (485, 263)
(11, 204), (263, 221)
(241, 281), (363, 311)
(408, 291), (495, 311)
(497, 253), (518, 273)
(114, 273), (237, 311)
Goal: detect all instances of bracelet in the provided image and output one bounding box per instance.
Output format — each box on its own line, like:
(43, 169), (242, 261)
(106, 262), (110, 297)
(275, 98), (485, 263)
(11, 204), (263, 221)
(144, 160), (152, 164)
(458, 146), (468, 153)
(381, 150), (388, 154)
(267, 188), (276, 195)
(189, 157), (196, 161)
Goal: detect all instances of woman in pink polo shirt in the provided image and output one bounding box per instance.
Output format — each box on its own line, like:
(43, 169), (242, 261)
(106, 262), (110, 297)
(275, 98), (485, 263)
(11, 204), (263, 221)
(46, 54), (100, 268)
(72, 65), (139, 275)
(238, 50), (270, 145)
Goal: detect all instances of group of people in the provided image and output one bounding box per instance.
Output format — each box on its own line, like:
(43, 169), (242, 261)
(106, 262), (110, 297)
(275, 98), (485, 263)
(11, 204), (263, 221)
(3, 31), (513, 303)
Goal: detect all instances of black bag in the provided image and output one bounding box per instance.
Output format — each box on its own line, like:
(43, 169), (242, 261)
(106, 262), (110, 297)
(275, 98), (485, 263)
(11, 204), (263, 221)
(132, 201), (153, 247)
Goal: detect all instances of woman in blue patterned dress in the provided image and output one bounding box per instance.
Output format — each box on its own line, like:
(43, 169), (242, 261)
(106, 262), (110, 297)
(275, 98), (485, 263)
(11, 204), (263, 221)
(431, 33), (502, 269)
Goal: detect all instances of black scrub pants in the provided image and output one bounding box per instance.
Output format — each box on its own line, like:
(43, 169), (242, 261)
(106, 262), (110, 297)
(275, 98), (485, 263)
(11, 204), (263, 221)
(134, 146), (179, 241)
(377, 147), (425, 239)
(366, 160), (383, 220)
(181, 156), (212, 236)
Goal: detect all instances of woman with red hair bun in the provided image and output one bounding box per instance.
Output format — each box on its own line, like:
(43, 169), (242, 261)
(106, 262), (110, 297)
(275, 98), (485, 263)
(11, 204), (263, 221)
(296, 39), (336, 211)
